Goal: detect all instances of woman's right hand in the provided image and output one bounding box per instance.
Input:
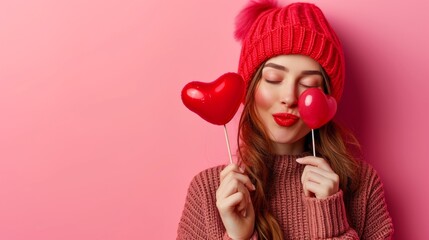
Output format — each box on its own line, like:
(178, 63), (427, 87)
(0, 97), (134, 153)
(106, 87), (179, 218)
(216, 164), (256, 240)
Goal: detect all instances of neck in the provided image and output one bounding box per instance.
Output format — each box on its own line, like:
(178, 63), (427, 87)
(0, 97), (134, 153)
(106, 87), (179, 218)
(272, 138), (306, 155)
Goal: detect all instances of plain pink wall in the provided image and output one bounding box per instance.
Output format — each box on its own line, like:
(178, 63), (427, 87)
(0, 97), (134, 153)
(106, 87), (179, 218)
(0, 0), (427, 239)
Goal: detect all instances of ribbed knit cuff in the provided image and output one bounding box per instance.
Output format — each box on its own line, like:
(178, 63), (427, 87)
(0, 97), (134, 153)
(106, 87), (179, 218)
(223, 231), (258, 240)
(303, 190), (350, 238)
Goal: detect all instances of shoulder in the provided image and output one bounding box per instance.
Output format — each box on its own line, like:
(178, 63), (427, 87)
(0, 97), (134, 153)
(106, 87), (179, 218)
(187, 165), (226, 196)
(178, 165), (228, 238)
(356, 160), (384, 189)
(352, 160), (388, 203)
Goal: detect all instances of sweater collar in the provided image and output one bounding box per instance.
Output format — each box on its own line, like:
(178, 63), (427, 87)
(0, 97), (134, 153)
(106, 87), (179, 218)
(271, 152), (312, 172)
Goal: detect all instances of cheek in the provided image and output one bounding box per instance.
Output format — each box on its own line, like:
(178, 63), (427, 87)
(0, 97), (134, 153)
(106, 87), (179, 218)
(254, 84), (275, 110)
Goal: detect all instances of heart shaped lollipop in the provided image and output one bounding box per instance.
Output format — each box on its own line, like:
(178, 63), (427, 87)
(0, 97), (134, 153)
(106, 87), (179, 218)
(181, 72), (245, 125)
(298, 88), (337, 129)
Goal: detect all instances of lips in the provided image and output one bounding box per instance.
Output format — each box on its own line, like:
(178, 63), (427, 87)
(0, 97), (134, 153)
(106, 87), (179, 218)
(272, 113), (299, 127)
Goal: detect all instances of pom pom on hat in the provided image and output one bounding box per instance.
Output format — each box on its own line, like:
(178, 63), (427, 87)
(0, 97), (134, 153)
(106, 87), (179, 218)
(234, 0), (279, 41)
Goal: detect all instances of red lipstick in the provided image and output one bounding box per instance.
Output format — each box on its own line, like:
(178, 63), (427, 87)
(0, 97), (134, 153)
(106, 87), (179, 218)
(272, 113), (299, 127)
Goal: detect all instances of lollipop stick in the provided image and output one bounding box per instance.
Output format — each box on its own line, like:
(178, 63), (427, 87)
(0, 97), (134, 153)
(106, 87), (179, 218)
(223, 125), (233, 164)
(311, 129), (316, 157)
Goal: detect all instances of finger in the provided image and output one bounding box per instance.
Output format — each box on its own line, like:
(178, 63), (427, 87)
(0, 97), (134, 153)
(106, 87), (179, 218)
(302, 171), (339, 199)
(220, 164), (241, 182)
(217, 176), (242, 200)
(301, 168), (322, 198)
(303, 169), (326, 184)
(302, 181), (320, 197)
(301, 167), (310, 197)
(302, 185), (312, 197)
(217, 173), (254, 201)
(301, 165), (322, 186)
(296, 156), (333, 171)
(302, 165), (339, 182)
(221, 171), (256, 192)
(217, 191), (246, 216)
(302, 183), (315, 198)
(217, 175), (252, 215)
(303, 181), (332, 199)
(242, 195), (254, 218)
(235, 185), (250, 214)
(239, 190), (255, 218)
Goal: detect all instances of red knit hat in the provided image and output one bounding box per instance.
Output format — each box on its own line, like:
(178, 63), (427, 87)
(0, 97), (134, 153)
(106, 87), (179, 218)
(235, 0), (345, 102)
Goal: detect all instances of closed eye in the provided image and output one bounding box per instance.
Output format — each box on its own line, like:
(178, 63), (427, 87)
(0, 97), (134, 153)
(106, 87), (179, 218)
(299, 83), (321, 88)
(265, 79), (281, 84)
(299, 77), (323, 88)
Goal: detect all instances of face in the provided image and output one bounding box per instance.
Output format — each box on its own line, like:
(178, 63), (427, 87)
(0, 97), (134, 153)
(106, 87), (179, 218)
(254, 54), (325, 155)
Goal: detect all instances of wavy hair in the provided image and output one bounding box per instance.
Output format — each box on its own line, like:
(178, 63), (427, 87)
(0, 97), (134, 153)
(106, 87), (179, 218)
(237, 62), (361, 240)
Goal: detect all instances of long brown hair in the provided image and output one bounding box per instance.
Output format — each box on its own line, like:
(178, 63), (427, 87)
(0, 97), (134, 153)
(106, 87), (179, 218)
(237, 62), (360, 240)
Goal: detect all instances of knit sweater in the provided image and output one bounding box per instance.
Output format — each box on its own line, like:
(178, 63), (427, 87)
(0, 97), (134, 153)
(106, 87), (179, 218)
(177, 154), (394, 239)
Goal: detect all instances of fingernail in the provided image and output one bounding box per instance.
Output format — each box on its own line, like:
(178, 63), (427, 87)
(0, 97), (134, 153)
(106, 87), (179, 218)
(252, 184), (256, 191)
(239, 167), (245, 173)
(296, 158), (302, 163)
(242, 210), (247, 218)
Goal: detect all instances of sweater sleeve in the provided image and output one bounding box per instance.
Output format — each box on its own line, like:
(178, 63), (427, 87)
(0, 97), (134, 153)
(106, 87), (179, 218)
(360, 167), (394, 239)
(303, 190), (359, 239)
(223, 231), (258, 240)
(177, 174), (208, 240)
(177, 166), (228, 240)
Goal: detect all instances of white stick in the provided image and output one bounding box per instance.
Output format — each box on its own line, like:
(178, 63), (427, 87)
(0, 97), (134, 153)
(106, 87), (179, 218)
(223, 125), (233, 164)
(312, 129), (316, 157)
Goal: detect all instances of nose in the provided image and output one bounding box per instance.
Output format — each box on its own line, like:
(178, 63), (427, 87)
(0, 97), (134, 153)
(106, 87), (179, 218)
(280, 83), (298, 107)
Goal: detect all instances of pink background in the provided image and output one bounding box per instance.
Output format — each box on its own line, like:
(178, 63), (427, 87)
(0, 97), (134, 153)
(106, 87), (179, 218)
(0, 0), (427, 239)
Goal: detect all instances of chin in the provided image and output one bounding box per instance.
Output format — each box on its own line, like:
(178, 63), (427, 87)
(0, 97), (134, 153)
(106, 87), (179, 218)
(269, 130), (309, 145)
(270, 133), (299, 144)
(266, 122), (310, 145)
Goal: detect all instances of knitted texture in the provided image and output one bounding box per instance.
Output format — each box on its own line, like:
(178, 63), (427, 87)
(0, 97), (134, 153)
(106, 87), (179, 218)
(177, 155), (394, 239)
(235, 1), (345, 102)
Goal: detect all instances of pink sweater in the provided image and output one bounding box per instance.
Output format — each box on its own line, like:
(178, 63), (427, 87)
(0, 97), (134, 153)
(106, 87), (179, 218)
(177, 155), (393, 239)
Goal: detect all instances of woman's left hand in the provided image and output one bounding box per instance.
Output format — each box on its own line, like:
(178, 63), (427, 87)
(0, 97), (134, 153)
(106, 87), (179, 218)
(296, 156), (339, 199)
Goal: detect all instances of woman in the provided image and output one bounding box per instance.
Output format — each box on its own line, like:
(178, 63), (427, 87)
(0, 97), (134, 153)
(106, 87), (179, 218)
(177, 1), (393, 239)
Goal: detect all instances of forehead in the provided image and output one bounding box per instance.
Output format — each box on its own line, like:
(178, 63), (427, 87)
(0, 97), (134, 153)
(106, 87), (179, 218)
(264, 54), (320, 71)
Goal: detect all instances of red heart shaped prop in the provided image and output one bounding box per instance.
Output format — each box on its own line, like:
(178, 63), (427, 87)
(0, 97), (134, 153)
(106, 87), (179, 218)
(181, 72), (245, 125)
(298, 88), (337, 129)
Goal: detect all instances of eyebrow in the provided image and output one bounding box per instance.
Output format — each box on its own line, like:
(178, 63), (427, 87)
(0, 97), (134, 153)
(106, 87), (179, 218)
(264, 63), (322, 76)
(264, 63), (288, 71)
(301, 70), (323, 76)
